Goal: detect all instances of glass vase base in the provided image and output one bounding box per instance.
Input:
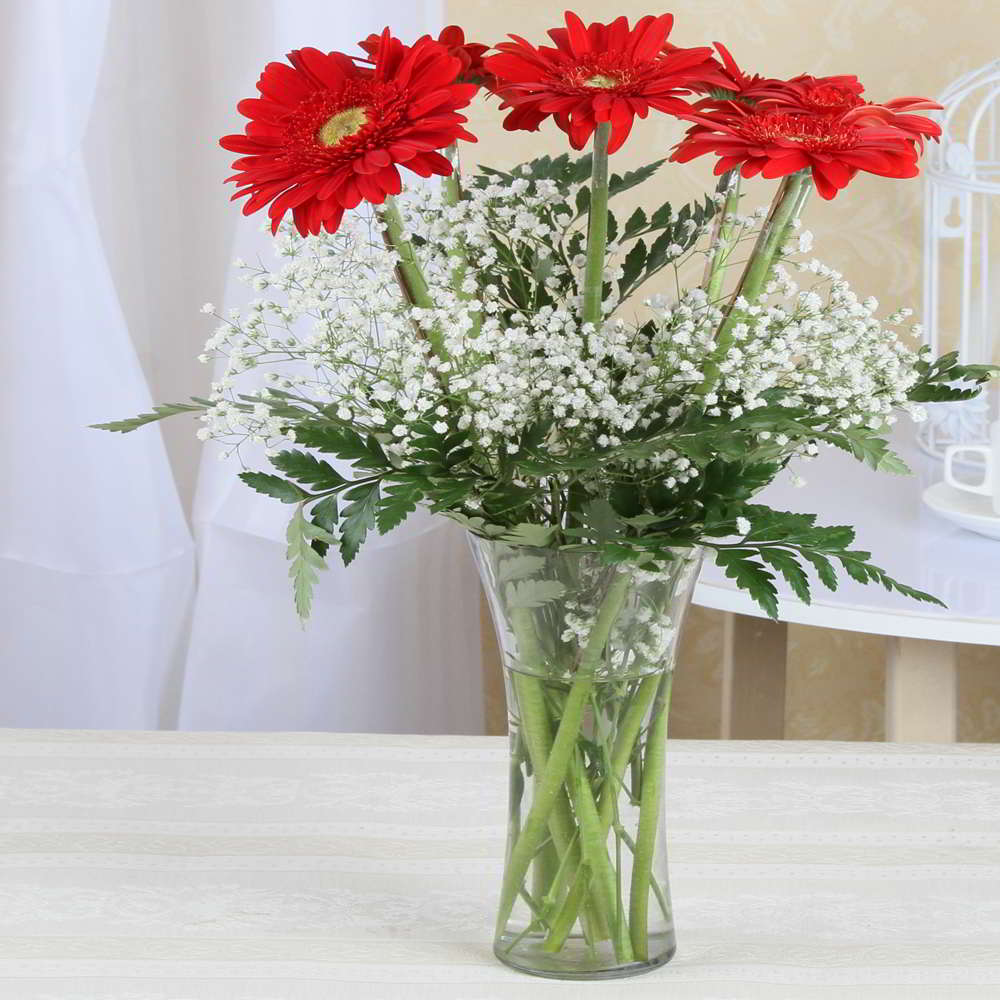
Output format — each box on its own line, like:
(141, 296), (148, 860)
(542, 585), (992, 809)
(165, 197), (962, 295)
(493, 931), (677, 981)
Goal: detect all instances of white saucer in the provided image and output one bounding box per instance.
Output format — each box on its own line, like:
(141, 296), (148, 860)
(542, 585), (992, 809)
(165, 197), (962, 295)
(923, 481), (1000, 541)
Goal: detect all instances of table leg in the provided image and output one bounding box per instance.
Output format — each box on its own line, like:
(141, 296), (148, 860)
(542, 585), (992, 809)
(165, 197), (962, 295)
(885, 637), (958, 742)
(720, 613), (788, 739)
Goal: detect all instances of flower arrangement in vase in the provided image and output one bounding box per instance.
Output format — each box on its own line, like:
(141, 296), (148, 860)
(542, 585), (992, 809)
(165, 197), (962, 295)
(96, 11), (997, 980)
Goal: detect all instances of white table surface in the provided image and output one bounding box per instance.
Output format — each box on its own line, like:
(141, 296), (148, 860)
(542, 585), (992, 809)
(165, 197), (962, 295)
(0, 729), (997, 999)
(694, 425), (1000, 644)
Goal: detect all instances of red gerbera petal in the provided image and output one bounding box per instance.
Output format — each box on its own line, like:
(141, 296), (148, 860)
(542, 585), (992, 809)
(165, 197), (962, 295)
(219, 32), (478, 236)
(486, 10), (718, 153)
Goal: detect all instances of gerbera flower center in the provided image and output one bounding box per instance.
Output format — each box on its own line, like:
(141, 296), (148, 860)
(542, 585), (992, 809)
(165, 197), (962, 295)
(746, 111), (859, 151)
(584, 73), (621, 88)
(317, 106), (369, 147)
(562, 56), (634, 93)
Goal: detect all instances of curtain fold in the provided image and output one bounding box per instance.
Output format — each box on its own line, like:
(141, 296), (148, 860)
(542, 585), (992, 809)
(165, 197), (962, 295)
(0, 0), (195, 727)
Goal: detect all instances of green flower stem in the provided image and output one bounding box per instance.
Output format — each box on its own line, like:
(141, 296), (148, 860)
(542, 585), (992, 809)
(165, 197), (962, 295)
(533, 838), (560, 910)
(628, 671), (673, 960)
(509, 620), (584, 865)
(441, 143), (482, 338)
(494, 670), (595, 941)
(379, 197), (432, 309)
(743, 171), (810, 301)
(567, 748), (634, 963)
(599, 674), (659, 827)
(378, 198), (448, 360)
(540, 826), (581, 920)
(581, 122), (612, 328)
(702, 169), (742, 303)
(704, 170), (810, 395)
(509, 613), (606, 946)
(616, 824), (672, 923)
(543, 861), (592, 953)
(494, 573), (630, 942)
(540, 672), (660, 949)
(441, 142), (463, 208)
(500, 918), (544, 956)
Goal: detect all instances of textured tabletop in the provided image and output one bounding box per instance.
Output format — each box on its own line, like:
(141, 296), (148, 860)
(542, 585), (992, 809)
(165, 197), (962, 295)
(0, 730), (997, 999)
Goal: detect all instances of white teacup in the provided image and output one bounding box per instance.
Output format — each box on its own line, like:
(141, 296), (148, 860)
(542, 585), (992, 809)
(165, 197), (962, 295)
(944, 420), (1000, 516)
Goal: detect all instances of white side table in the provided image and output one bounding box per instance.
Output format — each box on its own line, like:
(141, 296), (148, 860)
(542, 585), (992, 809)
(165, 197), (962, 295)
(694, 426), (1000, 742)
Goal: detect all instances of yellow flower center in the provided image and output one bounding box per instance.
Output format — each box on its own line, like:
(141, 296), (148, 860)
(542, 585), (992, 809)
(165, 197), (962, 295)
(317, 106), (368, 147)
(583, 73), (620, 88)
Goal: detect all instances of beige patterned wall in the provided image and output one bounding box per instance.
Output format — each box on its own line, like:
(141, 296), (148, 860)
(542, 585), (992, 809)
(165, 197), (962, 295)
(450, 0), (1000, 741)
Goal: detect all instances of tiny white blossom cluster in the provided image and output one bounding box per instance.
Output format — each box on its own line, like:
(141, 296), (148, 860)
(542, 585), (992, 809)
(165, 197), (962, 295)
(195, 178), (926, 485)
(706, 261), (925, 432)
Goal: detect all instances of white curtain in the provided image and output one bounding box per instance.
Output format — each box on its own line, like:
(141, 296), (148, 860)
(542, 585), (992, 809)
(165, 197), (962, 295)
(0, 0), (484, 735)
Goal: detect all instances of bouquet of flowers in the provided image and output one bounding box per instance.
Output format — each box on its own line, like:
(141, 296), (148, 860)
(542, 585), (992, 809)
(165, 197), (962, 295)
(97, 12), (995, 980)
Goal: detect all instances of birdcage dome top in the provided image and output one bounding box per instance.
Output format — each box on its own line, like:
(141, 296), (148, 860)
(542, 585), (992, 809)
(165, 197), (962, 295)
(927, 59), (1000, 193)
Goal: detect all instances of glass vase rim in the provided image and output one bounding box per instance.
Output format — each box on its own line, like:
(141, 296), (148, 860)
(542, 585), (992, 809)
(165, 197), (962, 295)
(467, 533), (704, 562)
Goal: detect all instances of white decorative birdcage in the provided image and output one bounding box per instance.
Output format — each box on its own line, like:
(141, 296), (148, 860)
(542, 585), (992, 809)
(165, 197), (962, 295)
(919, 60), (1000, 459)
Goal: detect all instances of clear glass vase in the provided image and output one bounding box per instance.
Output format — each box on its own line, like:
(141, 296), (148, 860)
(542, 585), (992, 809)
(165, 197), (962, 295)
(470, 536), (703, 980)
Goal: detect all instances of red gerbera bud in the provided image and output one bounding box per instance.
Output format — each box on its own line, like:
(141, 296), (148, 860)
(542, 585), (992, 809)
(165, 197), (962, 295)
(671, 105), (921, 199)
(485, 11), (726, 154)
(220, 30), (478, 236)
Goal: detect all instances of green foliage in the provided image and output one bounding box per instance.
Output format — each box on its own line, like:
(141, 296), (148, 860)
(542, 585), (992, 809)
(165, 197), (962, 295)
(714, 548), (779, 618)
(505, 578), (567, 609)
(571, 159), (666, 220)
(703, 505), (945, 619)
(307, 495), (339, 558)
(90, 400), (208, 433)
(339, 482), (380, 565)
(497, 554), (547, 582)
(269, 450), (346, 490)
(609, 160), (665, 200)
(239, 471), (309, 504)
(834, 549), (944, 606)
(909, 350), (999, 403)
(291, 423), (389, 471)
(377, 481), (423, 534)
(500, 523), (559, 547)
(614, 194), (716, 301)
(757, 547), (811, 603)
(827, 428), (910, 475)
(477, 152), (593, 189)
(286, 506), (336, 620)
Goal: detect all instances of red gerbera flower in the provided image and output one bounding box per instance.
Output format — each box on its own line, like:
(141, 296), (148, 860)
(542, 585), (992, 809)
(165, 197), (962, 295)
(220, 30), (478, 236)
(756, 79), (942, 147)
(360, 25), (495, 87)
(671, 105), (921, 199)
(484, 11), (726, 154)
